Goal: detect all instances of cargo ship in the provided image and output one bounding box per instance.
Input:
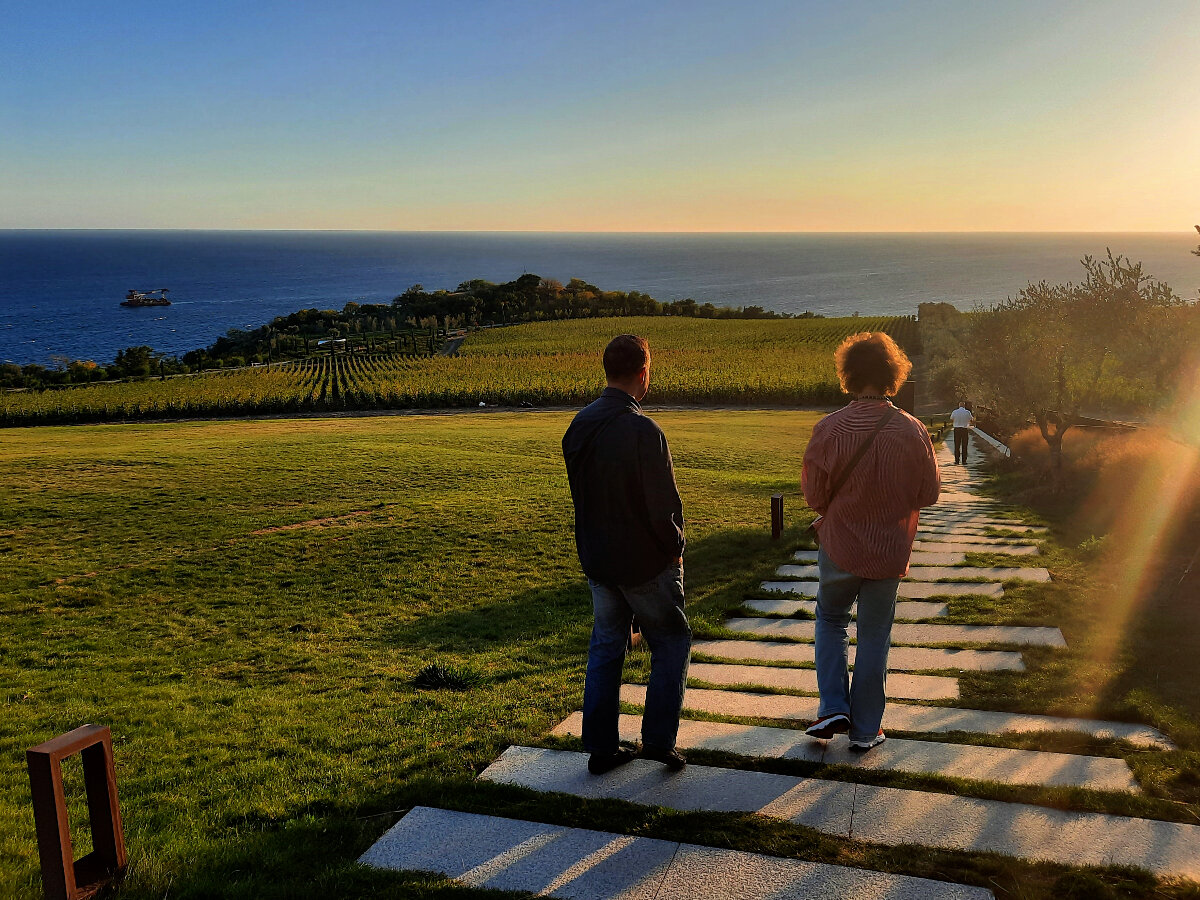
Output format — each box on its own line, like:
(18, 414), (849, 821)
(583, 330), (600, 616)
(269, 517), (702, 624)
(121, 288), (171, 307)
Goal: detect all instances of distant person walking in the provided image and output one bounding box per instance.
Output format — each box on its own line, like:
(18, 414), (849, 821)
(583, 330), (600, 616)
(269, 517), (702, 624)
(801, 333), (940, 751)
(562, 334), (691, 775)
(951, 401), (975, 465)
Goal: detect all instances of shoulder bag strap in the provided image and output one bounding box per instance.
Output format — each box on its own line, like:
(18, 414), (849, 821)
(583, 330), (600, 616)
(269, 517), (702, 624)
(825, 406), (897, 504)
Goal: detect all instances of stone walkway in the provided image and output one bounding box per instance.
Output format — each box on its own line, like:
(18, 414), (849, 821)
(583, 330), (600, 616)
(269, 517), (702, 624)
(360, 427), (1191, 896)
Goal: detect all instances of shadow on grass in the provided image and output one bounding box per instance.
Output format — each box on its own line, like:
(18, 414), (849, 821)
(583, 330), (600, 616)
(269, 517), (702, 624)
(108, 526), (804, 900)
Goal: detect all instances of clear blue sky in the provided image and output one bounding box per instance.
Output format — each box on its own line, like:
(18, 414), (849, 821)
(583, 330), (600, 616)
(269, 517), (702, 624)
(2, 0), (1197, 230)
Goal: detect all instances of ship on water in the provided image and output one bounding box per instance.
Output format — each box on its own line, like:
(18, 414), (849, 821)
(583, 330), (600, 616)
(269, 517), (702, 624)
(121, 288), (171, 307)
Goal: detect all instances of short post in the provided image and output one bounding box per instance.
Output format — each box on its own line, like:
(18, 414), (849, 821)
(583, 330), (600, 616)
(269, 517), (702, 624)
(771, 493), (784, 540)
(894, 379), (916, 415)
(27, 725), (126, 900)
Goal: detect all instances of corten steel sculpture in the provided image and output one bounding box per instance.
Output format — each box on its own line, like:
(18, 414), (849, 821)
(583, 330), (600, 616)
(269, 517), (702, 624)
(26, 725), (126, 900)
(771, 493), (784, 540)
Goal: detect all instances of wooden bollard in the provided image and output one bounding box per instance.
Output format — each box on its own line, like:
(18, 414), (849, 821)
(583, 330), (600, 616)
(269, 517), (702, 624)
(771, 493), (784, 540)
(27, 725), (126, 900)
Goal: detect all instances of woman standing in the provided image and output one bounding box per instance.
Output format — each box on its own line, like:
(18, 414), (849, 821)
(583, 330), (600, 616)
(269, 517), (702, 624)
(801, 332), (940, 751)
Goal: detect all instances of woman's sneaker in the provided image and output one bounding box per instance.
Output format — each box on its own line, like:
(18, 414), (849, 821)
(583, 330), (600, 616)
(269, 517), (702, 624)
(804, 713), (850, 739)
(849, 730), (887, 752)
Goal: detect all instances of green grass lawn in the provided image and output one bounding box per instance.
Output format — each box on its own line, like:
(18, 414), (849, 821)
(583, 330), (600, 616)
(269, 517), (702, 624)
(4, 411), (1200, 900)
(0, 410), (819, 899)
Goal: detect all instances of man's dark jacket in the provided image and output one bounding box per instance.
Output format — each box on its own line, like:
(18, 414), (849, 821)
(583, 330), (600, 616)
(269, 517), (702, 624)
(562, 388), (685, 587)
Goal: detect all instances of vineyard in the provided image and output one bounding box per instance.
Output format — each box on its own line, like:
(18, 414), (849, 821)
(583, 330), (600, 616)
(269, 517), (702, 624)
(1, 315), (919, 425)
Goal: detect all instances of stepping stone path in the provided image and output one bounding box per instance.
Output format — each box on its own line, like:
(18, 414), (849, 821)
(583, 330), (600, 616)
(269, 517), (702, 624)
(552, 713), (1140, 791)
(725, 616), (1068, 648)
(689, 661), (960, 701)
(794, 548), (968, 566)
(691, 638), (1026, 672)
(775, 564), (1052, 582)
(361, 426), (1189, 896)
(762, 580), (1005, 598)
(911, 539), (1040, 556)
(745, 596), (950, 619)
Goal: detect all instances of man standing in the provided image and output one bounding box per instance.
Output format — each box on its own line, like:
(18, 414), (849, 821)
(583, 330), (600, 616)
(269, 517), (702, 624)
(562, 334), (691, 775)
(951, 401), (975, 464)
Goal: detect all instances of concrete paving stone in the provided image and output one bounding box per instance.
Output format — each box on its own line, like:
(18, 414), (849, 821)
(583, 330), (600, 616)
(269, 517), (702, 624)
(728, 616), (1067, 648)
(793, 549), (968, 566)
(686, 661), (959, 701)
(911, 540), (1040, 556)
(921, 515), (1030, 526)
(359, 805), (674, 899)
(914, 532), (1035, 547)
(762, 580), (1004, 599)
(554, 713), (1137, 792)
(361, 806), (993, 900)
(745, 596), (950, 620)
(920, 524), (1048, 535)
(691, 639), (1026, 672)
(775, 564), (1050, 583)
(657, 844), (994, 900)
(849, 783), (1200, 878)
(620, 685), (1172, 749)
(483, 748), (1199, 878)
(480, 746), (855, 834)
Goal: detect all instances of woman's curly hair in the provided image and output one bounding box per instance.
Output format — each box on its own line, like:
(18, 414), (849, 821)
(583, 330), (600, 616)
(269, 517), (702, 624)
(834, 332), (912, 396)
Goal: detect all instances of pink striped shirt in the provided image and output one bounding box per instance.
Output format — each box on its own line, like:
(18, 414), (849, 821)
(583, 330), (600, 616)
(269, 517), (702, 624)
(801, 399), (941, 579)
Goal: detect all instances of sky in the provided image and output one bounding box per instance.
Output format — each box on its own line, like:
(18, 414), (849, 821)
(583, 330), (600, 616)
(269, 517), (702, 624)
(2, 0), (1198, 231)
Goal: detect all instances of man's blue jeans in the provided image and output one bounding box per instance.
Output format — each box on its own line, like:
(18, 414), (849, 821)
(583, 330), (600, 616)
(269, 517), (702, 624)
(582, 564), (691, 755)
(814, 548), (900, 743)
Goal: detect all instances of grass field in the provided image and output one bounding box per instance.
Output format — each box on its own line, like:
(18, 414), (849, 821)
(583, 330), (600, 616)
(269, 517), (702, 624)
(0, 315), (918, 426)
(3, 410), (1199, 900)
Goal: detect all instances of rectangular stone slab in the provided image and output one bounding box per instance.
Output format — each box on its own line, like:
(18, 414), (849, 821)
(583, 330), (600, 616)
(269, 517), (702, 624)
(915, 532), (1036, 546)
(912, 540), (1039, 556)
(849, 782), (1200, 877)
(793, 549), (968, 566)
(745, 597), (950, 620)
(359, 805), (674, 898)
(657, 844), (994, 900)
(361, 807), (995, 900)
(686, 661), (959, 701)
(554, 712), (1138, 792)
(775, 564), (1050, 583)
(481, 745), (854, 833)
(727, 616), (1068, 647)
(691, 639), (1026, 672)
(621, 685), (1173, 749)
(762, 580), (1004, 599)
(919, 524), (1047, 535)
(483, 748), (1200, 877)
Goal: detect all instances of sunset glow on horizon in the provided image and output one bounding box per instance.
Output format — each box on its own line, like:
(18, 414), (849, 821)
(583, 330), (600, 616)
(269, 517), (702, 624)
(2, 0), (1198, 232)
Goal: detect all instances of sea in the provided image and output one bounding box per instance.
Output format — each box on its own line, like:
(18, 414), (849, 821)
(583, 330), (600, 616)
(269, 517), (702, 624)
(2, 231), (1196, 366)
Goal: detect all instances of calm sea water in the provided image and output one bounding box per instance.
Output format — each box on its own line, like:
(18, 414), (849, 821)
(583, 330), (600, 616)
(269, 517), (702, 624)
(1, 231), (1196, 365)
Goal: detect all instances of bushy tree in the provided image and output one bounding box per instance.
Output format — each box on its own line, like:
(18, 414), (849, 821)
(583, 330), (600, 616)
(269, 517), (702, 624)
(966, 253), (1191, 483)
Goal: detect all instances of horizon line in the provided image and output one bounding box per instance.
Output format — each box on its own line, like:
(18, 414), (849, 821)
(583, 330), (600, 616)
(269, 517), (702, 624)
(1, 227), (1195, 236)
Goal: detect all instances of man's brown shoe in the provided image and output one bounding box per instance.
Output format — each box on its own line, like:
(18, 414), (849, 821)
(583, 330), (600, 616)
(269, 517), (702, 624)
(641, 746), (686, 771)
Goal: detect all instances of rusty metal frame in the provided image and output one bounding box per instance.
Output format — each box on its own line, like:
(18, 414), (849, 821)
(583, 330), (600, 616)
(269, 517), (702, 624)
(26, 725), (126, 900)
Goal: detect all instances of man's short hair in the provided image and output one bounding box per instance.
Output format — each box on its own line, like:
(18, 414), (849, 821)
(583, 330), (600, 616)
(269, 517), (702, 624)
(834, 332), (912, 396)
(603, 334), (650, 381)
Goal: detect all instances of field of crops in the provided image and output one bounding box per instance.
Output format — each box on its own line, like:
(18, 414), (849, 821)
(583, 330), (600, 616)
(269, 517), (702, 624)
(1, 315), (919, 425)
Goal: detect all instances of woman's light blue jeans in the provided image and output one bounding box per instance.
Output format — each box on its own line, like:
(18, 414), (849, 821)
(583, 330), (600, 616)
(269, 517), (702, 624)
(582, 564), (691, 755)
(814, 548), (900, 743)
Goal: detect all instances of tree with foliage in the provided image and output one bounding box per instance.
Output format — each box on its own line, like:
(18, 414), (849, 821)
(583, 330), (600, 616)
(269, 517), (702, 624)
(965, 253), (1191, 484)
